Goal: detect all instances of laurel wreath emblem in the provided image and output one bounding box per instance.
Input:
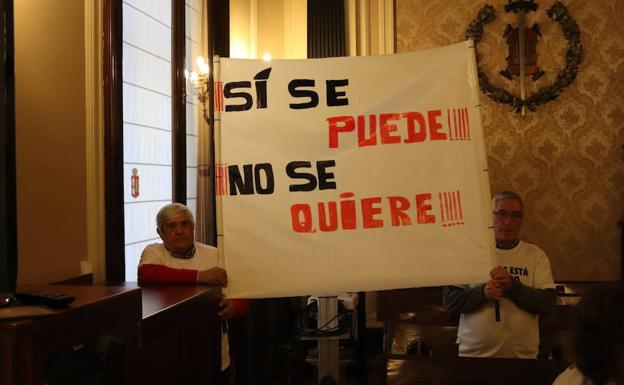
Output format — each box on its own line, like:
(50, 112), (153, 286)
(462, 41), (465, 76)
(466, 1), (584, 113)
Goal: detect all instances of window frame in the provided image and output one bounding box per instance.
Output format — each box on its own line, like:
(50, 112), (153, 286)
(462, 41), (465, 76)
(0, 0), (18, 293)
(103, 0), (229, 281)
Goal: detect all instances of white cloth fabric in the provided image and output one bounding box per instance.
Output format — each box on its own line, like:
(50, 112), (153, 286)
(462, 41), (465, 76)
(140, 242), (230, 370)
(456, 240), (555, 358)
(553, 366), (618, 385)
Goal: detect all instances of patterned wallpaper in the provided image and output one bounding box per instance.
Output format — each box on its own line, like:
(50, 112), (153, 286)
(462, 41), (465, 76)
(395, 0), (624, 280)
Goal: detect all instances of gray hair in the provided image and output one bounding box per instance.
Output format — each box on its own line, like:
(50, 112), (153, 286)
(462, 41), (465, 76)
(156, 203), (195, 231)
(491, 191), (524, 210)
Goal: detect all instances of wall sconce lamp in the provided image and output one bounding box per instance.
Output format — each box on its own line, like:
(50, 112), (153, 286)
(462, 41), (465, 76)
(187, 56), (211, 123)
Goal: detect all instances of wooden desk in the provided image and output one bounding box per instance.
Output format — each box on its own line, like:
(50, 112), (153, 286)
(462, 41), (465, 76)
(0, 284), (223, 385)
(0, 285), (141, 385)
(387, 356), (569, 385)
(135, 284), (222, 385)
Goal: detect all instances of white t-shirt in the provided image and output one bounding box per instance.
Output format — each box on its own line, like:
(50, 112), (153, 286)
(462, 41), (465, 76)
(457, 241), (555, 358)
(139, 242), (230, 370)
(139, 242), (219, 271)
(553, 366), (618, 385)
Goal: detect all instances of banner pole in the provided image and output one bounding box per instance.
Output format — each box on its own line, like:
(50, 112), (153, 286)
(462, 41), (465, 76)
(467, 39), (496, 268)
(214, 55), (225, 273)
(317, 296), (340, 385)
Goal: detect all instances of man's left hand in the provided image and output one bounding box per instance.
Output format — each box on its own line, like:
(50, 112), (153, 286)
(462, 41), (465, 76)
(490, 266), (512, 290)
(218, 299), (237, 320)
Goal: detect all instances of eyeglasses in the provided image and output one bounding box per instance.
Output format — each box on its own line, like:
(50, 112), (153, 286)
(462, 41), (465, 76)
(493, 210), (523, 221)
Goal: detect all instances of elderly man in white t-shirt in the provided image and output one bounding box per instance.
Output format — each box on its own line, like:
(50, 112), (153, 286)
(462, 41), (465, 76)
(138, 203), (249, 384)
(443, 191), (556, 359)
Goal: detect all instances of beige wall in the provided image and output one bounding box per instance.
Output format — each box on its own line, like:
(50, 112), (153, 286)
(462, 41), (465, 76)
(230, 0), (306, 59)
(396, 0), (624, 280)
(230, 0), (252, 58)
(284, 0), (307, 58)
(257, 0), (285, 59)
(15, 0), (87, 284)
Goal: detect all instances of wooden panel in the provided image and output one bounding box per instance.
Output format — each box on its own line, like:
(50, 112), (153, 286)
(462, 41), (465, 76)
(377, 285), (592, 360)
(104, 0), (126, 282)
(555, 281), (622, 297)
(0, 285), (141, 385)
(172, 0), (187, 204)
(377, 286), (458, 325)
(210, 0), (230, 58)
(389, 324), (458, 357)
(177, 297), (220, 383)
(140, 326), (179, 385)
(139, 285), (222, 385)
(1, 284), (222, 385)
(51, 274), (94, 285)
(387, 356), (569, 385)
(0, 0), (17, 294)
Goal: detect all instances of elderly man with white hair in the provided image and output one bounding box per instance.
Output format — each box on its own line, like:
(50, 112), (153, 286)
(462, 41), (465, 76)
(443, 191), (556, 359)
(138, 202), (248, 384)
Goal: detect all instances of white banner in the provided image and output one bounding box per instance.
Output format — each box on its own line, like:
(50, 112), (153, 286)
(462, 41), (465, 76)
(217, 41), (494, 298)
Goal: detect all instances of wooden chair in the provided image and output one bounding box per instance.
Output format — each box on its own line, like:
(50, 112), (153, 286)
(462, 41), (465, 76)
(377, 287), (458, 356)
